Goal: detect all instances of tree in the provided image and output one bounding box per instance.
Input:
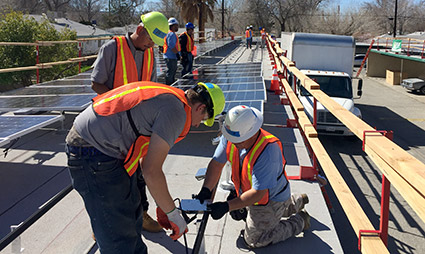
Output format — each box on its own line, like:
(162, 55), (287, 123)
(148, 0), (181, 22)
(70, 0), (102, 24)
(106, 0), (145, 27)
(175, 0), (217, 42)
(362, 0), (420, 36)
(0, 10), (77, 90)
(43, 0), (72, 12)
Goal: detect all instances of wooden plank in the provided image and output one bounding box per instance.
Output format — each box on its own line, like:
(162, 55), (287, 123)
(365, 144), (425, 222)
(308, 137), (389, 254)
(36, 40), (78, 45)
(37, 60), (74, 66)
(77, 36), (112, 41)
(69, 55), (98, 62)
(281, 79), (303, 111)
(310, 89), (425, 198)
(0, 42), (38, 46)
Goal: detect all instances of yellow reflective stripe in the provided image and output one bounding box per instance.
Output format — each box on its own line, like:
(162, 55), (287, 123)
(229, 144), (235, 164)
(126, 141), (149, 174)
(146, 49), (152, 78)
(186, 32), (192, 51)
(118, 37), (128, 85)
(247, 135), (274, 184)
(93, 86), (185, 108)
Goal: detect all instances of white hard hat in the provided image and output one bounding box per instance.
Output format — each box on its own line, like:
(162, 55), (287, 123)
(222, 105), (263, 143)
(246, 26), (249, 30)
(168, 17), (179, 26)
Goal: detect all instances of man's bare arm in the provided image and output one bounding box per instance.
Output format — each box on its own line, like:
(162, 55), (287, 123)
(92, 81), (111, 95)
(203, 159), (225, 191)
(141, 133), (175, 213)
(227, 188), (267, 211)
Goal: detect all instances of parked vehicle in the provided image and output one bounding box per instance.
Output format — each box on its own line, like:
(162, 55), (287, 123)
(402, 78), (425, 94)
(354, 54), (367, 67)
(281, 32), (363, 136)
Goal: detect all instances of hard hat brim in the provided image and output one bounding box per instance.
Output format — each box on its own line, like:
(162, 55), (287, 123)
(221, 107), (263, 143)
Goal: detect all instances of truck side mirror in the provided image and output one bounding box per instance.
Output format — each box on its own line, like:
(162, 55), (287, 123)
(357, 79), (363, 97)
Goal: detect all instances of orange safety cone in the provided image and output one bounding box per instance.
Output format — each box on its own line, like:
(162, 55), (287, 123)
(270, 64), (280, 94)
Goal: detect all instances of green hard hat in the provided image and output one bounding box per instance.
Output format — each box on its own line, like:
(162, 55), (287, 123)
(140, 11), (168, 46)
(198, 82), (225, 127)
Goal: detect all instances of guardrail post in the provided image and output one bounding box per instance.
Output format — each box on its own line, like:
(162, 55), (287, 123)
(78, 42), (82, 73)
(421, 40), (425, 59)
(407, 38), (411, 56)
(313, 98), (318, 129)
(36, 45), (40, 84)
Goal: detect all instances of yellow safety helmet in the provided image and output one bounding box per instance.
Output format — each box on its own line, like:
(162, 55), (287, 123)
(140, 11), (168, 46)
(195, 82), (225, 127)
(192, 82), (225, 127)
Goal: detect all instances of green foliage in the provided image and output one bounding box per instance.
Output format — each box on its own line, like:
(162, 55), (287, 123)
(0, 10), (78, 89)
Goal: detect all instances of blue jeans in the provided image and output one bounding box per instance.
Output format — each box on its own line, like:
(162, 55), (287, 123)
(181, 52), (193, 77)
(66, 146), (146, 254)
(165, 58), (178, 85)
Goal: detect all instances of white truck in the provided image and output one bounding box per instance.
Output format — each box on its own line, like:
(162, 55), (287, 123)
(280, 32), (363, 135)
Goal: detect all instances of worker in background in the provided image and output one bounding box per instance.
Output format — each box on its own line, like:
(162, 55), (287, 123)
(90, 11), (167, 234)
(163, 17), (181, 85)
(194, 105), (310, 248)
(179, 22), (195, 77)
(260, 27), (266, 48)
(245, 26), (252, 49)
(66, 81), (225, 253)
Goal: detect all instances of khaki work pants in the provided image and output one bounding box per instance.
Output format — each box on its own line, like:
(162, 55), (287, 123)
(244, 194), (305, 248)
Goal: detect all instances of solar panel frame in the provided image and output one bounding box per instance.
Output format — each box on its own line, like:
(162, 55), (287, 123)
(0, 94), (94, 111)
(0, 86), (96, 96)
(0, 115), (64, 145)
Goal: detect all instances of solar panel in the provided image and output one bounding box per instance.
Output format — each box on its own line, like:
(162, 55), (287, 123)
(0, 94), (94, 111)
(174, 77), (263, 86)
(224, 90), (265, 101)
(33, 79), (92, 86)
(0, 115), (64, 145)
(224, 101), (263, 113)
(1, 86), (96, 96)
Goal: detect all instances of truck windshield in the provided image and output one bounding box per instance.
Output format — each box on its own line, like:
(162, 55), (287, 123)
(300, 75), (352, 99)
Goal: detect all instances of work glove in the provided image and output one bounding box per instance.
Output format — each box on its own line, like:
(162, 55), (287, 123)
(193, 187), (212, 204)
(156, 207), (188, 240)
(226, 190), (247, 221)
(208, 202), (229, 220)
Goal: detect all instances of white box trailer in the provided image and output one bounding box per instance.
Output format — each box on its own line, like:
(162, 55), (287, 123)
(281, 32), (363, 136)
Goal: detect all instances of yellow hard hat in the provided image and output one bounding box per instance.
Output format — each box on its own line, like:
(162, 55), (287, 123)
(140, 11), (168, 46)
(197, 82), (225, 127)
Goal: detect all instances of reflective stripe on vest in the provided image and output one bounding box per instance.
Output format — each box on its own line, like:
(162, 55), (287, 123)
(163, 31), (181, 54)
(113, 36), (154, 89)
(92, 81), (191, 176)
(181, 32), (194, 52)
(226, 129), (287, 205)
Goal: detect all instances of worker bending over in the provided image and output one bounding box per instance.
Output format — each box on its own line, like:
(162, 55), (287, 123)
(194, 105), (310, 248)
(66, 81), (225, 253)
(90, 11), (167, 233)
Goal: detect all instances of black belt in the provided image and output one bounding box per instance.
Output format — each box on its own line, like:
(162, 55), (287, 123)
(66, 145), (103, 156)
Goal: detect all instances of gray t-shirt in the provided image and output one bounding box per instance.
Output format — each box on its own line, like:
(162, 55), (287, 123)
(91, 32), (157, 89)
(70, 94), (187, 159)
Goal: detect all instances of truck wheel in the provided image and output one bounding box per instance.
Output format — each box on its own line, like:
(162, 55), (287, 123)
(421, 86), (425, 95)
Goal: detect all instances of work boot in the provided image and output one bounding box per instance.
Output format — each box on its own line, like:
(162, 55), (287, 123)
(142, 211), (163, 232)
(298, 210), (311, 231)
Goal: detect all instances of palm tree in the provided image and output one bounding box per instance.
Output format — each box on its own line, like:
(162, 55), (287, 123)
(175, 0), (216, 42)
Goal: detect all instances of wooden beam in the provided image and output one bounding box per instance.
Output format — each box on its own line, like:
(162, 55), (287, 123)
(281, 79), (303, 111)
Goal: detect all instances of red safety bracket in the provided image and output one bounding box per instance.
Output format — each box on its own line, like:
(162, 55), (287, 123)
(286, 118), (298, 128)
(287, 166), (317, 181)
(358, 229), (380, 251)
(362, 130), (393, 151)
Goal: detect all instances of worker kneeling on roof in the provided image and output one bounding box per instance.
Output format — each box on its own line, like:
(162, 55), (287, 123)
(65, 81), (225, 253)
(194, 105), (310, 248)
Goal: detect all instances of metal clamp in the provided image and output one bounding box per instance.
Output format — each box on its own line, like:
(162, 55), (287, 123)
(358, 229), (380, 251)
(362, 130), (393, 151)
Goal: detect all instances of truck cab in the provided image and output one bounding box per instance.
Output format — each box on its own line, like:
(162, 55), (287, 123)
(297, 70), (362, 135)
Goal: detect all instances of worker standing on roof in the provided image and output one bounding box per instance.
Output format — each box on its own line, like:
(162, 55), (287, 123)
(89, 11), (167, 234)
(245, 26), (252, 49)
(163, 17), (181, 85)
(66, 81), (225, 253)
(194, 105), (310, 248)
(179, 22), (195, 77)
(260, 27), (266, 48)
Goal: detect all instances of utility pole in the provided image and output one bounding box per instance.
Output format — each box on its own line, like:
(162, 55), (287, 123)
(393, 0), (398, 37)
(221, 0), (225, 38)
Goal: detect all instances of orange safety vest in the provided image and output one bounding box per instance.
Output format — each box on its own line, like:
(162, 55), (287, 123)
(245, 30), (250, 38)
(261, 29), (266, 39)
(226, 129), (287, 205)
(92, 81), (192, 176)
(180, 31), (194, 52)
(163, 31), (181, 54)
(113, 36), (154, 89)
